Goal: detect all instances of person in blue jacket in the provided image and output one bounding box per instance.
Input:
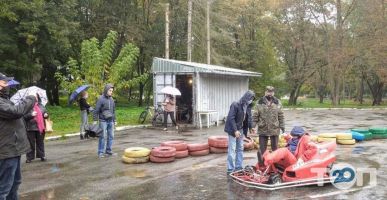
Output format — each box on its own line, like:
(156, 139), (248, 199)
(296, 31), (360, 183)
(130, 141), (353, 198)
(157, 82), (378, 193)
(224, 90), (255, 174)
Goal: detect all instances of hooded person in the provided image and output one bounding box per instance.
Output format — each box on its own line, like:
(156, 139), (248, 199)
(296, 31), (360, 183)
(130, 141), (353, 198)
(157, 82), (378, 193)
(262, 126), (317, 169)
(93, 84), (116, 158)
(224, 90), (255, 174)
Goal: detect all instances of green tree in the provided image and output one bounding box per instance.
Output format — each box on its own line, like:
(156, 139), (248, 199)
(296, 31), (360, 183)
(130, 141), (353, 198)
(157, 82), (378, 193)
(56, 30), (148, 104)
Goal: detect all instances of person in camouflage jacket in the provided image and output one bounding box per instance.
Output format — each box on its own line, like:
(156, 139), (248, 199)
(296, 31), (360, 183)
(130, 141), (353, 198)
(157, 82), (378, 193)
(252, 86), (285, 154)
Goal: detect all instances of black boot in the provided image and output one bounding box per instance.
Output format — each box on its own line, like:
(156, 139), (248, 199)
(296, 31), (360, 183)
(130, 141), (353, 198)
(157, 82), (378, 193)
(80, 133), (84, 140)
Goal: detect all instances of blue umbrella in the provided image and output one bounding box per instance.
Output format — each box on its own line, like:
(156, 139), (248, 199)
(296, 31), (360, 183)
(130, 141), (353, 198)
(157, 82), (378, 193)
(8, 80), (20, 87)
(68, 85), (90, 105)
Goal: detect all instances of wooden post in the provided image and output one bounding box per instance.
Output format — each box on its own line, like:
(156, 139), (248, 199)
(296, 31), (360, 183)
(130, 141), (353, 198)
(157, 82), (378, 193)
(206, 0), (211, 64)
(165, 3), (170, 59)
(187, 0), (192, 61)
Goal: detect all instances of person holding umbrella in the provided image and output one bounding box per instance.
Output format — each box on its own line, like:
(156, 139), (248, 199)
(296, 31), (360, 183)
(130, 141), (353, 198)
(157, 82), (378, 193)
(79, 91), (92, 140)
(68, 85), (92, 140)
(24, 94), (49, 163)
(0, 72), (36, 199)
(162, 94), (178, 131)
(160, 86), (181, 131)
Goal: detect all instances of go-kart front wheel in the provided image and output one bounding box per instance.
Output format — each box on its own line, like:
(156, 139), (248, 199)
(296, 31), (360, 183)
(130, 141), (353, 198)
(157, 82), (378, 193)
(269, 173), (282, 185)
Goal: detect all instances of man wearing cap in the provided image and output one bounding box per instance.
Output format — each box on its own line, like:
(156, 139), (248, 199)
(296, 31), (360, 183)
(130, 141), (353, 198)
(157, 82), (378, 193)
(0, 73), (36, 199)
(252, 86), (285, 154)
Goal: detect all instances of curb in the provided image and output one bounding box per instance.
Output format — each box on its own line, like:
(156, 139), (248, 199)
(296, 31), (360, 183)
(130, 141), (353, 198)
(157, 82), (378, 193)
(45, 124), (151, 141)
(283, 108), (387, 111)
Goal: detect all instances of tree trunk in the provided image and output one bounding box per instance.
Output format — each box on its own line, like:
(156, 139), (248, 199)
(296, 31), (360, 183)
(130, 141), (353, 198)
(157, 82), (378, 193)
(288, 84), (301, 106)
(358, 76), (364, 104)
(138, 82), (144, 107)
(365, 77), (384, 106)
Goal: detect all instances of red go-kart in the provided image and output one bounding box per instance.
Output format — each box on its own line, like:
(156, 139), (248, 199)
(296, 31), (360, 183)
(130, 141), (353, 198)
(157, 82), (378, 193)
(230, 141), (337, 190)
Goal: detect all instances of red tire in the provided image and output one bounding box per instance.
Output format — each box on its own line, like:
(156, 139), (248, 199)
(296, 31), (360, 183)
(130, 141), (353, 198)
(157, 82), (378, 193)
(209, 146), (228, 154)
(243, 138), (254, 150)
(150, 155), (175, 163)
(161, 141), (188, 151)
(151, 146), (176, 158)
(175, 150), (189, 158)
(189, 149), (210, 156)
(208, 136), (228, 148)
(187, 143), (209, 152)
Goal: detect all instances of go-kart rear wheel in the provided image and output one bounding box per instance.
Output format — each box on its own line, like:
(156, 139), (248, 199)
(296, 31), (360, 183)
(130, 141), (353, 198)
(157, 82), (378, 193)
(269, 173), (282, 185)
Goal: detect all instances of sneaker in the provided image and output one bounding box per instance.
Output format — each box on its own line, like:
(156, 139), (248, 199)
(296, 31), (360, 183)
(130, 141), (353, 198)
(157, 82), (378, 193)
(98, 154), (105, 159)
(105, 152), (117, 156)
(163, 128), (167, 131)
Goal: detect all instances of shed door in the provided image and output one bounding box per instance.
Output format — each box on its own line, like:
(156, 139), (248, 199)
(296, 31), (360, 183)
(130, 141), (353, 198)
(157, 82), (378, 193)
(154, 73), (175, 107)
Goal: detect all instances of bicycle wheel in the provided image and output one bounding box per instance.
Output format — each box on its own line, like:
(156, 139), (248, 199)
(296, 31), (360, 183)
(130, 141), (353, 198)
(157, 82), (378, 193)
(138, 111), (148, 124)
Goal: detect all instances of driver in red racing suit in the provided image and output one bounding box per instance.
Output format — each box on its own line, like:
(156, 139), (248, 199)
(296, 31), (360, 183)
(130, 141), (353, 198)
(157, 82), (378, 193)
(262, 126), (317, 169)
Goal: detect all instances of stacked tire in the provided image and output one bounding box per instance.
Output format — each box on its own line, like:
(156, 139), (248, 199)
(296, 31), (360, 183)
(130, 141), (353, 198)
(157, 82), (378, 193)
(122, 147), (151, 164)
(278, 135), (287, 148)
(351, 131), (365, 141)
(243, 138), (254, 151)
(208, 136), (228, 154)
(317, 133), (337, 143)
(336, 133), (356, 145)
(150, 146), (176, 163)
(351, 129), (372, 140)
(161, 141), (189, 159)
(369, 127), (387, 139)
(187, 143), (210, 156)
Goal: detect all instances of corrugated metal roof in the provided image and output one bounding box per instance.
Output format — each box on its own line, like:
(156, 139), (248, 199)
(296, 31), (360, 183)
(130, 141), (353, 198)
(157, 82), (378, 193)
(152, 57), (262, 77)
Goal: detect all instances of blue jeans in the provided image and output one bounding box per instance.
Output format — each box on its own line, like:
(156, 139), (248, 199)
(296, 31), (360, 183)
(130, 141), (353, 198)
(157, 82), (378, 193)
(0, 156), (21, 200)
(227, 132), (244, 172)
(98, 121), (114, 156)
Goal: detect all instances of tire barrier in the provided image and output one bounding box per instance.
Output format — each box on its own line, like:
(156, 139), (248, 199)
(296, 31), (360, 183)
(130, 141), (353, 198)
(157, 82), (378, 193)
(161, 141), (188, 151)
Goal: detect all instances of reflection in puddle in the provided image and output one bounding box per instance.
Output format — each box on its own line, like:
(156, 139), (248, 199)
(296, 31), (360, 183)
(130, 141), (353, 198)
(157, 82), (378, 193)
(117, 169), (148, 178)
(352, 146), (366, 154)
(39, 189), (55, 200)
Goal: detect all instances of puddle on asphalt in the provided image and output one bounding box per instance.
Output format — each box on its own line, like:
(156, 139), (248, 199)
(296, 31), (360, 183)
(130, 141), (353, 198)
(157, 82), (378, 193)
(352, 146), (366, 154)
(50, 163), (70, 173)
(116, 169), (148, 178)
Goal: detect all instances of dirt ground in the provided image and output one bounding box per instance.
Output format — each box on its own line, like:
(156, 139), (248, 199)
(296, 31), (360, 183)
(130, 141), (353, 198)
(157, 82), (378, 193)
(18, 109), (387, 200)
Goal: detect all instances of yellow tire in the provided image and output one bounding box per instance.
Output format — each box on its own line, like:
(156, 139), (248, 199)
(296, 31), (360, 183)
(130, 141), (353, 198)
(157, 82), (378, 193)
(336, 133), (352, 140)
(317, 137), (336, 143)
(310, 135), (318, 142)
(124, 147), (151, 158)
(318, 133), (337, 138)
(122, 155), (149, 164)
(279, 142), (287, 148)
(337, 139), (356, 145)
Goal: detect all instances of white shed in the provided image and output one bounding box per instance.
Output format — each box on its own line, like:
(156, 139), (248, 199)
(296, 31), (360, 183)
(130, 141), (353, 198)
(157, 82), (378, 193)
(152, 57), (261, 127)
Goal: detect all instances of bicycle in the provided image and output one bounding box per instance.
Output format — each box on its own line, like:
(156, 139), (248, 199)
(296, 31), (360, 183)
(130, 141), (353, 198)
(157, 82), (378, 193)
(138, 104), (164, 126)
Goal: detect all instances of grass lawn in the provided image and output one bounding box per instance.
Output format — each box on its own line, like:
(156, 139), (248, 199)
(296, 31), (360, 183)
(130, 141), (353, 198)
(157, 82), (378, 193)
(282, 98), (387, 108)
(46, 100), (145, 137)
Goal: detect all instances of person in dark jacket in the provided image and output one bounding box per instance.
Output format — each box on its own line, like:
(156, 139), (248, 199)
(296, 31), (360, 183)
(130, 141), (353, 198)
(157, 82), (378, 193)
(24, 95), (49, 163)
(224, 90), (255, 174)
(93, 84), (116, 158)
(0, 73), (36, 200)
(79, 91), (92, 140)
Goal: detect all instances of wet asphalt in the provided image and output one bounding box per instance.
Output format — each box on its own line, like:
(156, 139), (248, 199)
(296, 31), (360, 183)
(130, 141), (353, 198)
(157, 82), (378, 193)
(18, 109), (387, 200)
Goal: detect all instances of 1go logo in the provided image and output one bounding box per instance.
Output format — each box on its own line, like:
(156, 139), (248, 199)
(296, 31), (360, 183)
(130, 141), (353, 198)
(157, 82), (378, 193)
(330, 163), (357, 189)
(329, 162), (377, 190)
